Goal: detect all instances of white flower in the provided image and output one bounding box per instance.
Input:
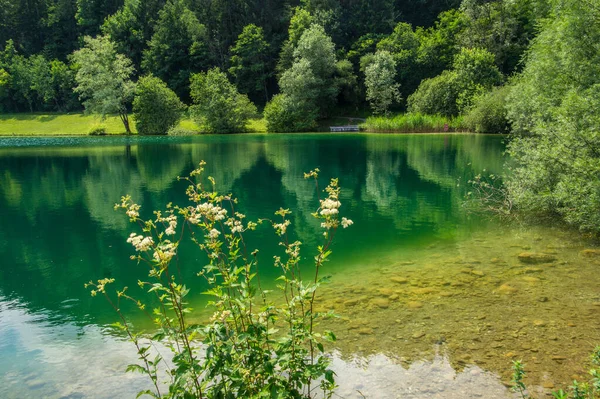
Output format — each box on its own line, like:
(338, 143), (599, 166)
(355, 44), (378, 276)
(341, 217), (354, 228)
(208, 228), (220, 239)
(127, 233), (154, 252)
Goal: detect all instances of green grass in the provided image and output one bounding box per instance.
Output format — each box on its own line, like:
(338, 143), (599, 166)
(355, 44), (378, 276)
(0, 113), (268, 136)
(361, 112), (467, 133)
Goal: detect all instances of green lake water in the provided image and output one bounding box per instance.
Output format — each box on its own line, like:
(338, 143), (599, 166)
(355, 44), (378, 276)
(0, 133), (599, 398)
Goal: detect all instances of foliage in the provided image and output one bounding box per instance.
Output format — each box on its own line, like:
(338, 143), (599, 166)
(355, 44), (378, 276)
(506, 0), (600, 233)
(87, 162), (352, 398)
(415, 9), (467, 78)
(458, 0), (549, 75)
(0, 40), (78, 112)
(88, 124), (107, 135)
(264, 93), (319, 133)
(407, 70), (462, 116)
(229, 24), (271, 103)
(267, 24), (339, 132)
(293, 23), (338, 112)
(463, 85), (511, 133)
(102, 0), (165, 69)
(408, 47), (503, 116)
(334, 59), (359, 105)
(71, 35), (136, 134)
(510, 347), (600, 399)
(133, 75), (185, 136)
(362, 112), (464, 133)
(276, 7), (315, 76)
(190, 68), (257, 134)
(141, 0), (209, 100)
(377, 22), (420, 98)
(364, 50), (401, 115)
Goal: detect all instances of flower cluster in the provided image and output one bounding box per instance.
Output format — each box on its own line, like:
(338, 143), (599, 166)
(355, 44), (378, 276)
(319, 198), (341, 216)
(127, 233), (154, 252)
(153, 241), (177, 263)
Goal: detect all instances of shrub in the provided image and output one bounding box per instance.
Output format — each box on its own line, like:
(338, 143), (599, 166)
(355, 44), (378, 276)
(88, 124), (107, 135)
(264, 93), (319, 132)
(408, 48), (503, 117)
(87, 163), (352, 398)
(133, 75), (186, 135)
(190, 68), (257, 133)
(463, 85), (511, 133)
(407, 70), (462, 116)
(167, 126), (196, 136)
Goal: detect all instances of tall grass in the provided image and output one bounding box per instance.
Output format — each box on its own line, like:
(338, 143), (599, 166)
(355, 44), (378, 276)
(361, 112), (466, 133)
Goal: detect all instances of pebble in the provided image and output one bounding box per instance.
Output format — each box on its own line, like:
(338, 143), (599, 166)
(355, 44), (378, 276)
(390, 277), (408, 284)
(412, 332), (425, 339)
(580, 249), (600, 257)
(406, 301), (423, 309)
(518, 252), (557, 264)
(370, 298), (390, 309)
(542, 381), (555, 389)
(497, 283), (518, 295)
(533, 319), (547, 327)
(357, 327), (374, 335)
(471, 270), (485, 277)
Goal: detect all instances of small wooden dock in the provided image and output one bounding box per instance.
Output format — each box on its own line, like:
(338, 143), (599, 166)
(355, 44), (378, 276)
(330, 125), (360, 132)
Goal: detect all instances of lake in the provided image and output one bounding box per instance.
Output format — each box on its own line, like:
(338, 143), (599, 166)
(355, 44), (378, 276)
(0, 134), (599, 398)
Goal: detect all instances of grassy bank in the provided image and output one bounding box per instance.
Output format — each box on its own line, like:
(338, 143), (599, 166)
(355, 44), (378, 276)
(361, 112), (466, 133)
(0, 113), (267, 136)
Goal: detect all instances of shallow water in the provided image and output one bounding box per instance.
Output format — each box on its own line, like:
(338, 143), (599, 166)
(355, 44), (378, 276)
(0, 133), (598, 398)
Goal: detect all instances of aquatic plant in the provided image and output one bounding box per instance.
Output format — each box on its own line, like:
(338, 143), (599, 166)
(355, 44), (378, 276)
(85, 162), (351, 398)
(361, 112), (465, 133)
(512, 347), (600, 399)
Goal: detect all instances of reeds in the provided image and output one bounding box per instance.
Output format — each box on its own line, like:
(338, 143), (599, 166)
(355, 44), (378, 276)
(361, 112), (466, 133)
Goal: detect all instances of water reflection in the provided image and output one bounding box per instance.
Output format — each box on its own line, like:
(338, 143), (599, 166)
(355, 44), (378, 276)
(0, 134), (524, 397)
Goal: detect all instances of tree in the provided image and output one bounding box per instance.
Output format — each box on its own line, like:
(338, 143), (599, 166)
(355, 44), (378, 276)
(415, 9), (467, 78)
(76, 0), (123, 36)
(264, 93), (319, 132)
(407, 70), (462, 116)
(102, 0), (166, 69)
(505, 0), (600, 233)
(377, 22), (421, 99)
(365, 51), (401, 115)
(277, 7), (315, 76)
(292, 23), (338, 113)
(71, 35), (135, 134)
(141, 0), (209, 99)
(229, 24), (270, 103)
(407, 47), (503, 116)
(190, 68), (257, 133)
(132, 75), (185, 135)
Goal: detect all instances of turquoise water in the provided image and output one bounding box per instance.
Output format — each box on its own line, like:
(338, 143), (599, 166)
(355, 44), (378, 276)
(1, 134), (597, 398)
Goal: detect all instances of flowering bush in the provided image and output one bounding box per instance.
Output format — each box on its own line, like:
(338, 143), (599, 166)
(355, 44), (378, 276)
(86, 162), (352, 398)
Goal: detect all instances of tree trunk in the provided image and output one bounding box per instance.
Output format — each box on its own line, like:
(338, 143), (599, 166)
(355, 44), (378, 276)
(120, 112), (131, 135)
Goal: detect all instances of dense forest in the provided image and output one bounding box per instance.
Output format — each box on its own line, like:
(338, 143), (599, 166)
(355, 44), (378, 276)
(1, 0), (599, 234)
(0, 0), (543, 114)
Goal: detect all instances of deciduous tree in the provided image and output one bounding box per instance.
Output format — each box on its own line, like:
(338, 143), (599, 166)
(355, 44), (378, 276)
(71, 35), (135, 133)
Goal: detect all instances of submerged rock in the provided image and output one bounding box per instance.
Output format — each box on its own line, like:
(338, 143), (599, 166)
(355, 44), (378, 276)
(370, 298), (390, 308)
(497, 283), (518, 295)
(580, 249), (600, 258)
(406, 301), (423, 309)
(389, 277), (409, 284)
(518, 252), (557, 264)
